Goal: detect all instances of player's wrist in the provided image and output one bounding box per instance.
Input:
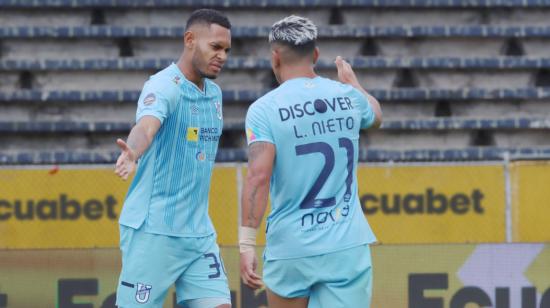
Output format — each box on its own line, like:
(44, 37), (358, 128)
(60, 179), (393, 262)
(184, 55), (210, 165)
(127, 145), (139, 162)
(239, 226), (257, 253)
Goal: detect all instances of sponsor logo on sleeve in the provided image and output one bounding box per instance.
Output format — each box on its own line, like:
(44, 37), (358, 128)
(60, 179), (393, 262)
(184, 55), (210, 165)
(246, 127), (257, 143)
(143, 93), (156, 106)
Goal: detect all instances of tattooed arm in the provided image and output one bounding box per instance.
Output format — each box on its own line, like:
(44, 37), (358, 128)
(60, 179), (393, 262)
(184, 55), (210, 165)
(239, 141), (275, 289)
(241, 141), (275, 228)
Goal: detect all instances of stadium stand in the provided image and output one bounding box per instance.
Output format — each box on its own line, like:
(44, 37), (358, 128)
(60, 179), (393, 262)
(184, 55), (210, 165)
(1, 0), (550, 163)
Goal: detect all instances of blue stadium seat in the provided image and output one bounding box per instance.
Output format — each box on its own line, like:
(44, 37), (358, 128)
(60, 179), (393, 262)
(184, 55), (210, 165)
(2, 0), (550, 8)
(0, 121), (132, 133)
(0, 149), (248, 164)
(2, 88), (549, 103)
(2, 26), (550, 38)
(224, 118), (550, 131)
(2, 57), (550, 71)
(1, 1), (550, 166)
(2, 147), (550, 164)
(360, 147), (550, 161)
(0, 118), (548, 133)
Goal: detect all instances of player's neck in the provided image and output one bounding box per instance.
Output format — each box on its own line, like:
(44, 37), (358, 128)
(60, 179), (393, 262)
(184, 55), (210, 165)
(176, 58), (205, 91)
(279, 65), (317, 83)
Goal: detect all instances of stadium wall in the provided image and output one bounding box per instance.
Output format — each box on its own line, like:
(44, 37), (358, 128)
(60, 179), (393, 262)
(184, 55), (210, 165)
(0, 162), (549, 307)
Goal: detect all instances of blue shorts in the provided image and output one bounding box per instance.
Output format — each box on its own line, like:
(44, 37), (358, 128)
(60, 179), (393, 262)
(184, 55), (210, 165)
(263, 244), (373, 308)
(116, 225), (230, 308)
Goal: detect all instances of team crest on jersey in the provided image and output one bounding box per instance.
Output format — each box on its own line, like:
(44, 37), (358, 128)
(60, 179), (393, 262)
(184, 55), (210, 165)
(214, 101), (222, 120)
(135, 283), (152, 304)
(143, 93), (156, 106)
(173, 76), (181, 85)
(304, 81), (315, 89)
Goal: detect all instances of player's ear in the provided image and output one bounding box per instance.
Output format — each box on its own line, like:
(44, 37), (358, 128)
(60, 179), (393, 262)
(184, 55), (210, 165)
(184, 31), (195, 50)
(312, 47), (320, 64)
(271, 49), (280, 70)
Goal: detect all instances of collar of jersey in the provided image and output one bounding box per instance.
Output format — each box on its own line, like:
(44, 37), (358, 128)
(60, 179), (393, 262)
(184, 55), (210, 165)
(169, 63), (208, 96)
(281, 76), (321, 86)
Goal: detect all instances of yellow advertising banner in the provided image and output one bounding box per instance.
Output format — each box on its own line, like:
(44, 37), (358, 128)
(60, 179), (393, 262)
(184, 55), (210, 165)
(511, 161), (550, 242)
(0, 244), (548, 308)
(0, 166), (238, 249)
(357, 164), (506, 244)
(0, 163), (513, 248)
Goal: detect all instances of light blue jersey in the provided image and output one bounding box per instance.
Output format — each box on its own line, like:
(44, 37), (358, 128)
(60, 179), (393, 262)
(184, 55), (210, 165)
(119, 63), (224, 237)
(246, 76), (377, 260)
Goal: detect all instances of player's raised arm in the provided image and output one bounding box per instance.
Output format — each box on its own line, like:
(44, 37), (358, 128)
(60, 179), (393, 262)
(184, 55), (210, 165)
(240, 141), (275, 289)
(335, 56), (383, 128)
(114, 116), (161, 180)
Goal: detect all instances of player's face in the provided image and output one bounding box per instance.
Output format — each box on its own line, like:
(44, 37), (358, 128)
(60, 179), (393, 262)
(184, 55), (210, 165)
(192, 24), (231, 79)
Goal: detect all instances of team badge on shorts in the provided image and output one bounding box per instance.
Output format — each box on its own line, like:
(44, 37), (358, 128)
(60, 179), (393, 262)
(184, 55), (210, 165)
(135, 283), (152, 304)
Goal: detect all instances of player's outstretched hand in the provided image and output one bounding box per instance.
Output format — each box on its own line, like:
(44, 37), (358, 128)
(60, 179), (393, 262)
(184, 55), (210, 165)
(335, 56), (360, 87)
(240, 250), (263, 289)
(114, 138), (137, 180)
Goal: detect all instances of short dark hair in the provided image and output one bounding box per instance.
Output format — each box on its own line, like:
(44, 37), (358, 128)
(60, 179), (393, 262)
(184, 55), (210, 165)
(273, 40), (316, 57)
(186, 9), (231, 30)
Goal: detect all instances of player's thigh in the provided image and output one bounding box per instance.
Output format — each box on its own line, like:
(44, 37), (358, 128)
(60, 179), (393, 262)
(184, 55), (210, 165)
(116, 225), (188, 308)
(308, 245), (373, 308)
(263, 257), (315, 300)
(185, 298), (232, 308)
(175, 236), (231, 307)
(267, 288), (309, 308)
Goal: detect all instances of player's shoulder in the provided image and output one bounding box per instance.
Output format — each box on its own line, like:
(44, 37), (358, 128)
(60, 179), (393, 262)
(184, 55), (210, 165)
(205, 79), (223, 100)
(248, 88), (279, 115)
(318, 76), (357, 94)
(205, 79), (222, 93)
(144, 66), (180, 97)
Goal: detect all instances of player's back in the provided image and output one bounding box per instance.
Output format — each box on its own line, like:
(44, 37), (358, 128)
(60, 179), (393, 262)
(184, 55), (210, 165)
(246, 76), (377, 260)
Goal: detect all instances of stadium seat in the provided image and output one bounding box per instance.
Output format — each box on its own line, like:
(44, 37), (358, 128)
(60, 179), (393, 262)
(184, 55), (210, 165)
(1, 1), (550, 163)
(2, 25), (550, 38)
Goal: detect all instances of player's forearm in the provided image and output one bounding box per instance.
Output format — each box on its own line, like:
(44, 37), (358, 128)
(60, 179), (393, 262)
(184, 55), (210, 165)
(351, 84), (383, 128)
(125, 124), (154, 160)
(239, 175), (269, 254)
(241, 175), (269, 228)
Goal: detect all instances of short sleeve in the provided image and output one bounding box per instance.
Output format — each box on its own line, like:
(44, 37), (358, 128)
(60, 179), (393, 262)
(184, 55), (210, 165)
(135, 78), (171, 125)
(350, 87), (376, 129)
(245, 101), (274, 145)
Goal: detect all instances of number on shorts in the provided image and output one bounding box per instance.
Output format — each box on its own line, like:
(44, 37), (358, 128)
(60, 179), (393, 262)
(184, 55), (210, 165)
(204, 253), (221, 279)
